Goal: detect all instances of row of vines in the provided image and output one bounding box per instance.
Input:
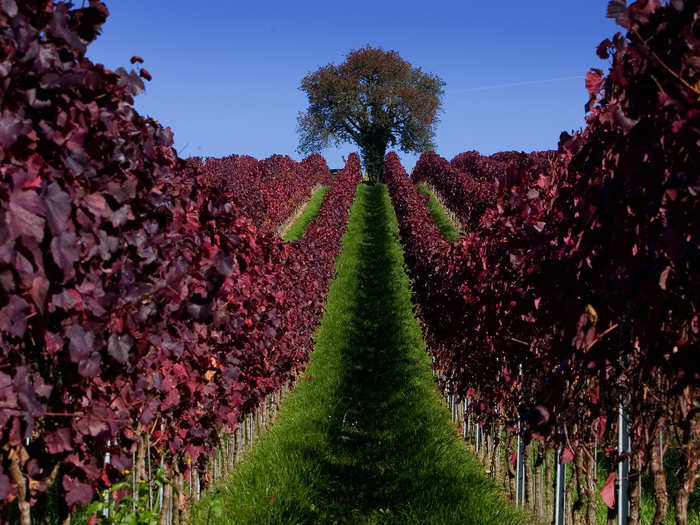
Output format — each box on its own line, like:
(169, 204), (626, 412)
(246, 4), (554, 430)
(0, 1), (361, 523)
(197, 153), (331, 235)
(386, 2), (698, 524)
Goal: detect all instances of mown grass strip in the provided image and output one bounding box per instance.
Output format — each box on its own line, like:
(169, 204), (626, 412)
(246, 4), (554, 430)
(417, 184), (460, 242)
(193, 184), (523, 524)
(283, 185), (330, 241)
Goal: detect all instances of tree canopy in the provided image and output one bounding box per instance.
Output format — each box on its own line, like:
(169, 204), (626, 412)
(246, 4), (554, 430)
(297, 46), (444, 182)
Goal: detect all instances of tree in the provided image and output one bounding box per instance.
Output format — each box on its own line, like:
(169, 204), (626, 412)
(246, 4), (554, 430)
(297, 46), (444, 182)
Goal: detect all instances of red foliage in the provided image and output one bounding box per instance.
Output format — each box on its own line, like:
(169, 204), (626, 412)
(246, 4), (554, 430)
(0, 1), (359, 514)
(201, 153), (331, 234)
(386, 0), (699, 478)
(600, 472), (617, 509)
(412, 151), (496, 232)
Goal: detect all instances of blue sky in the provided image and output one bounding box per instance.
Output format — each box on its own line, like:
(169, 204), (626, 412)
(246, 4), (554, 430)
(87, 1), (621, 170)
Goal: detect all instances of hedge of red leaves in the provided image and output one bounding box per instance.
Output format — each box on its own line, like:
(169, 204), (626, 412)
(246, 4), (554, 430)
(412, 151), (496, 232)
(383, 153), (447, 272)
(386, 3), (699, 516)
(449, 150), (558, 192)
(301, 153), (361, 278)
(0, 1), (359, 520)
(451, 150), (508, 186)
(201, 153), (331, 234)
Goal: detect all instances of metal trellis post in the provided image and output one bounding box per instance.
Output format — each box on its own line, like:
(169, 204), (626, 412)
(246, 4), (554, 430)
(554, 446), (566, 525)
(618, 403), (630, 525)
(516, 432), (525, 506)
(104, 440), (111, 517)
(515, 363), (525, 506)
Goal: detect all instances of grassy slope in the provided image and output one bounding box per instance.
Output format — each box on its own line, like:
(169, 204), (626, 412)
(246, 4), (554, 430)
(192, 184), (523, 524)
(416, 184), (460, 242)
(283, 185), (330, 241)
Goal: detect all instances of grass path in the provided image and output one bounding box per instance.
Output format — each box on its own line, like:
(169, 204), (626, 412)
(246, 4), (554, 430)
(283, 185), (330, 241)
(416, 184), (460, 241)
(193, 184), (523, 524)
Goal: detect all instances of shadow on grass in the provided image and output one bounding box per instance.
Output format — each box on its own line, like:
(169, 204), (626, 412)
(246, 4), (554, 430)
(311, 185), (469, 519)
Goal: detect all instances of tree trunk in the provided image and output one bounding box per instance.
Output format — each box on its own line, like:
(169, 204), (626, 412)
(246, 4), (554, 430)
(544, 445), (554, 519)
(234, 424), (241, 464)
(489, 425), (500, 479)
(607, 507), (617, 525)
(566, 454), (575, 525)
(524, 443), (533, 509)
(505, 431), (515, 498)
(136, 432), (148, 482)
(360, 135), (388, 183)
(227, 433), (235, 473)
(674, 451), (693, 525)
(8, 448), (30, 525)
(193, 468), (200, 502)
(175, 472), (185, 525)
(675, 484), (690, 525)
(159, 476), (172, 525)
(649, 431), (668, 525)
(573, 448), (587, 525)
(479, 426), (488, 465)
(585, 448), (598, 525)
(495, 425), (502, 481)
(628, 456), (642, 525)
(29, 463), (61, 525)
(674, 415), (700, 525)
(533, 441), (545, 518)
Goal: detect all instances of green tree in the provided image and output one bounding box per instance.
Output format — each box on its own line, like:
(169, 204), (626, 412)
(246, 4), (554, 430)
(297, 46), (444, 182)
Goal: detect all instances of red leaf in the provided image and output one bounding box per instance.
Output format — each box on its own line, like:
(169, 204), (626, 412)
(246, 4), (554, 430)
(606, 0), (631, 28)
(659, 265), (672, 290)
(585, 69), (604, 97)
(0, 109), (31, 148)
(172, 363), (188, 378)
(600, 472), (616, 508)
(42, 182), (72, 234)
(535, 405), (550, 424)
(107, 333), (133, 365)
(30, 276), (49, 312)
(8, 189), (45, 242)
(50, 232), (80, 280)
(23, 176), (42, 189)
(45, 428), (72, 454)
(67, 325), (94, 363)
(596, 39), (612, 59)
(83, 193), (108, 217)
(0, 296), (29, 337)
(561, 446), (574, 464)
(62, 475), (94, 506)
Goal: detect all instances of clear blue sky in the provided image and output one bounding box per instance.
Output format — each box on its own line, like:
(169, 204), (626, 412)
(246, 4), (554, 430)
(87, 1), (620, 170)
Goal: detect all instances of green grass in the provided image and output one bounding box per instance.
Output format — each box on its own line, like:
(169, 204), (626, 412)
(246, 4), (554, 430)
(592, 450), (700, 525)
(283, 185), (330, 241)
(192, 184), (524, 524)
(417, 184), (460, 242)
(524, 444), (700, 525)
